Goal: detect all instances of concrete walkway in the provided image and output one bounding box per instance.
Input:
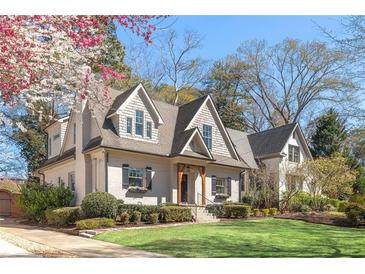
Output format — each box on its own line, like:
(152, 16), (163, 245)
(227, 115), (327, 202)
(0, 239), (38, 258)
(0, 218), (168, 258)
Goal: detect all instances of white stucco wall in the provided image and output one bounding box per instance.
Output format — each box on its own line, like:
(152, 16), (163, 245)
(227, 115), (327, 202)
(107, 151), (171, 205)
(43, 160), (75, 186)
(46, 123), (62, 158)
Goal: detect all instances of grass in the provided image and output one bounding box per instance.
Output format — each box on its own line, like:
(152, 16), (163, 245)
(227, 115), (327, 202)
(93, 218), (365, 257)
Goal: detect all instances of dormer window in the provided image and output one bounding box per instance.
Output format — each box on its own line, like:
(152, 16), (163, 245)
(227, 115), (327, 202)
(127, 117), (132, 134)
(135, 110), (144, 137)
(202, 124), (212, 150)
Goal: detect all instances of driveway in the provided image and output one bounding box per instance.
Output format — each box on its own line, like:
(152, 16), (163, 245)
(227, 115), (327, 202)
(0, 218), (168, 258)
(0, 239), (38, 258)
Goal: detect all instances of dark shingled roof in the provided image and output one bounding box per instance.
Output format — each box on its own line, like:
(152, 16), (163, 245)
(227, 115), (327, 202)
(247, 123), (297, 158)
(106, 84), (139, 117)
(39, 147), (76, 168)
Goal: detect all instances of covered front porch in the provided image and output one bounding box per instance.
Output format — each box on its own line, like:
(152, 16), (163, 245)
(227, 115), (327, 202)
(177, 163), (208, 205)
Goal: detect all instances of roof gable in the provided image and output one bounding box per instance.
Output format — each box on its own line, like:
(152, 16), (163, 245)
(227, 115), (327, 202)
(248, 123), (312, 160)
(184, 96), (240, 160)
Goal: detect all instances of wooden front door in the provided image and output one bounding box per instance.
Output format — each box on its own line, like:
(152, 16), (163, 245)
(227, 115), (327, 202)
(181, 174), (188, 203)
(0, 192), (11, 216)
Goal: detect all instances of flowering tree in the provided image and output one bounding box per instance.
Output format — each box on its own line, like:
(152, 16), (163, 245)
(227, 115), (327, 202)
(0, 16), (157, 118)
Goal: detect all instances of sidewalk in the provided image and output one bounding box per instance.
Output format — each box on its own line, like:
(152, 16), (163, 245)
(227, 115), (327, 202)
(0, 239), (38, 258)
(0, 218), (168, 258)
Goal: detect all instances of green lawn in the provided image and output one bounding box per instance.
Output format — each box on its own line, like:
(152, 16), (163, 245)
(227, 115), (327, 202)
(93, 218), (365, 257)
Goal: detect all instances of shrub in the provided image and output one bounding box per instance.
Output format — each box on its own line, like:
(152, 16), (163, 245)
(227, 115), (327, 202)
(349, 194), (365, 205)
(117, 203), (160, 222)
(45, 206), (81, 227)
(149, 213), (159, 224)
(160, 206), (192, 223)
(130, 211), (142, 224)
(338, 201), (350, 212)
(252, 208), (260, 217)
(119, 212), (130, 225)
(345, 203), (365, 226)
(76, 218), (115, 230)
(224, 205), (250, 218)
(328, 198), (341, 209)
(81, 192), (118, 219)
(261, 208), (269, 217)
(269, 208), (278, 216)
(205, 204), (225, 217)
(19, 180), (73, 222)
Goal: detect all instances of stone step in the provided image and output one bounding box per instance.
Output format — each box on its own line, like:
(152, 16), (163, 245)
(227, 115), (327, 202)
(79, 232), (94, 238)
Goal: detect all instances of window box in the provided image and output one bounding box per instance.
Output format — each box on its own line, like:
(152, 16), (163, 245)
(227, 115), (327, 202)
(127, 186), (148, 193)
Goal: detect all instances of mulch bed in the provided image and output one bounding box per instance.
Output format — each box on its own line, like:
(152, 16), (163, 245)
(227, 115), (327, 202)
(275, 212), (365, 228)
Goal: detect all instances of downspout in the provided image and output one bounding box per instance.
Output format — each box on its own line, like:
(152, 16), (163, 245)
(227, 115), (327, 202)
(105, 151), (108, 192)
(38, 170), (46, 185)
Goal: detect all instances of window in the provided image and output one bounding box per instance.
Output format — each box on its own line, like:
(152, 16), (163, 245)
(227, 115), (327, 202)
(68, 172), (75, 191)
(48, 137), (52, 156)
(58, 177), (62, 185)
(202, 124), (212, 150)
(127, 117), (132, 134)
(146, 121), (152, 139)
(288, 145), (300, 163)
(135, 110), (144, 136)
(73, 123), (76, 144)
(216, 177), (227, 194)
(128, 167), (144, 187)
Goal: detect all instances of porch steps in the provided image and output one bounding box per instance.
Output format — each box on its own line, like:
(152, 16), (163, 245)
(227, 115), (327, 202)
(190, 206), (219, 223)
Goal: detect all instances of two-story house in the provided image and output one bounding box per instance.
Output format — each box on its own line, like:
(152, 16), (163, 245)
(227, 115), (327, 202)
(38, 83), (257, 205)
(247, 123), (313, 196)
(38, 83), (313, 206)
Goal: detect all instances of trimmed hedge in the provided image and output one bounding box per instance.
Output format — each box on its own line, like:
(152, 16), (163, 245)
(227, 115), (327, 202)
(252, 208), (260, 217)
(130, 211), (142, 224)
(261, 208), (269, 217)
(120, 212), (130, 225)
(269, 208), (278, 216)
(149, 213), (159, 224)
(81, 192), (118, 219)
(117, 204), (160, 222)
(224, 204), (250, 218)
(160, 206), (192, 223)
(76, 218), (115, 230)
(205, 204), (225, 217)
(45, 206), (81, 227)
(345, 203), (365, 226)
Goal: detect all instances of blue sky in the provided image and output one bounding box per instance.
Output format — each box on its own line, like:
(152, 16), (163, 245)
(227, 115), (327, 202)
(118, 16), (343, 61)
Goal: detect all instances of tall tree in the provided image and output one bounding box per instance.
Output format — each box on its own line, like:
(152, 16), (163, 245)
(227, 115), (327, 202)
(309, 108), (347, 158)
(11, 101), (58, 175)
(235, 39), (356, 131)
(202, 57), (249, 131)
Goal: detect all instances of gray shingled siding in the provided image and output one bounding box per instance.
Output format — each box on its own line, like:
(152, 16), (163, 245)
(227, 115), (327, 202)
(189, 103), (231, 157)
(117, 91), (158, 143)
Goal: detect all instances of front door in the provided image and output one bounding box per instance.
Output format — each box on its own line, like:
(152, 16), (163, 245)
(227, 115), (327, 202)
(181, 174), (188, 203)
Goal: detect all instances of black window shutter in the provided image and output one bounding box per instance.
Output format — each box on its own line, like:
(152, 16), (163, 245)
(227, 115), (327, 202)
(227, 177), (232, 196)
(211, 175), (217, 195)
(146, 167), (152, 190)
(122, 164), (129, 188)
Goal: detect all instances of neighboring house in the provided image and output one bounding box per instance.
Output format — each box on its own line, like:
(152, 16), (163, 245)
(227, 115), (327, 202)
(247, 123), (313, 196)
(38, 83), (257, 205)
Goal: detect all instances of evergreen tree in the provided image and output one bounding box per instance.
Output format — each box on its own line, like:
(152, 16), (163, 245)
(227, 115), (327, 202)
(309, 109), (347, 158)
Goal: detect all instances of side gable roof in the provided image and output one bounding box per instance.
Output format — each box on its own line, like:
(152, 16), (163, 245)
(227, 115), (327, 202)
(247, 123), (312, 160)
